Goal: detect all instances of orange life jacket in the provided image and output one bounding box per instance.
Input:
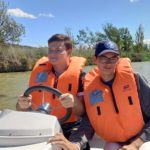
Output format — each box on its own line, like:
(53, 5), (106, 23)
(29, 56), (86, 123)
(84, 58), (144, 142)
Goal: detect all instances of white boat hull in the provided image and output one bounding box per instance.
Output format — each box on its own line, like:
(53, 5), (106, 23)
(0, 109), (104, 150)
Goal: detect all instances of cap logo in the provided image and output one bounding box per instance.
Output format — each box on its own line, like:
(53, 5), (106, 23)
(104, 41), (116, 50)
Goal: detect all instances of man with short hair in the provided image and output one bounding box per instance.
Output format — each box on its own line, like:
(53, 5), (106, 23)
(49, 40), (150, 150)
(16, 34), (86, 140)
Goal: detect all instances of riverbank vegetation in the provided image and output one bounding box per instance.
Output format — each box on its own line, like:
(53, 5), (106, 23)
(1, 42), (150, 72)
(0, 0), (150, 72)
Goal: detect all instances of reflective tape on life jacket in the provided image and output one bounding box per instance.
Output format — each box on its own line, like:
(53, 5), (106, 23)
(84, 58), (144, 142)
(29, 56), (86, 123)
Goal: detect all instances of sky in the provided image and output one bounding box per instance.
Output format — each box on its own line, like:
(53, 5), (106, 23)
(4, 0), (150, 47)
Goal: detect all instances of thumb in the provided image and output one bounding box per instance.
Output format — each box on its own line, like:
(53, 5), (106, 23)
(59, 93), (69, 100)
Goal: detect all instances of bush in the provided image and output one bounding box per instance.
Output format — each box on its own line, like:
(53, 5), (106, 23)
(0, 44), (150, 72)
(73, 47), (94, 65)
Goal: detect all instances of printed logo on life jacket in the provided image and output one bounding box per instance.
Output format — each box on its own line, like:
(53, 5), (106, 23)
(35, 72), (48, 82)
(89, 90), (103, 105)
(123, 84), (130, 92)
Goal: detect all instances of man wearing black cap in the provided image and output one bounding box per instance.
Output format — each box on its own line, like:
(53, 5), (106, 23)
(49, 40), (150, 150)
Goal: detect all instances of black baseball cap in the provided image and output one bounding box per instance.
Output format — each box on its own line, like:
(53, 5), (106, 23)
(95, 40), (119, 56)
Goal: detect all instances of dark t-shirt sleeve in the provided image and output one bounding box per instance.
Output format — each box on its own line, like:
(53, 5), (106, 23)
(77, 71), (86, 95)
(135, 73), (150, 141)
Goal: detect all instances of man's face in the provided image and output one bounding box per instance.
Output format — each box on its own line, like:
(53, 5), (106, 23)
(48, 41), (71, 65)
(95, 52), (119, 76)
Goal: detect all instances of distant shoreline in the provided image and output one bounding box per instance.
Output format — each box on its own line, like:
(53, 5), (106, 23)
(0, 44), (150, 73)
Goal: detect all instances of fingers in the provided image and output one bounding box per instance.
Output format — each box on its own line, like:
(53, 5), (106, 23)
(49, 133), (67, 142)
(49, 133), (77, 150)
(59, 93), (70, 100)
(19, 94), (32, 100)
(49, 133), (67, 148)
(59, 93), (74, 108)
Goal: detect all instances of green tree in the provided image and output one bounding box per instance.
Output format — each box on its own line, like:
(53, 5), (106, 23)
(103, 23), (121, 48)
(64, 27), (77, 47)
(76, 27), (91, 47)
(95, 32), (107, 43)
(134, 24), (144, 52)
(76, 27), (106, 48)
(0, 0), (25, 44)
(119, 27), (133, 52)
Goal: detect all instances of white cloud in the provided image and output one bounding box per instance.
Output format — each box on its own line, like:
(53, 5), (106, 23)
(144, 39), (150, 48)
(144, 39), (150, 44)
(129, 0), (139, 3)
(38, 13), (55, 18)
(7, 8), (37, 19)
(7, 8), (55, 19)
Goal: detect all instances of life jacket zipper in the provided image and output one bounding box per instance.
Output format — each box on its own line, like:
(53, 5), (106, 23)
(110, 87), (119, 113)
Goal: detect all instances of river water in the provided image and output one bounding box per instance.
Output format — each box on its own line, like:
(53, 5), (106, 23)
(0, 61), (150, 110)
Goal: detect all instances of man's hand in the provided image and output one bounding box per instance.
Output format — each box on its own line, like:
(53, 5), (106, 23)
(49, 133), (79, 150)
(59, 93), (75, 108)
(16, 95), (32, 111)
(59, 93), (85, 116)
(119, 144), (138, 150)
(119, 138), (144, 150)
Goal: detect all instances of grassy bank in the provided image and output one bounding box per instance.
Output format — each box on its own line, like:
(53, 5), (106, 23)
(0, 44), (150, 72)
(0, 44), (47, 72)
